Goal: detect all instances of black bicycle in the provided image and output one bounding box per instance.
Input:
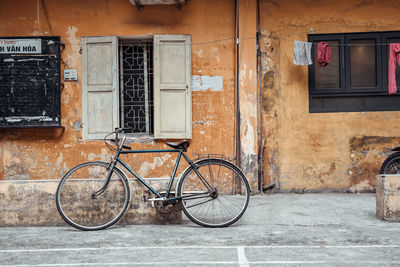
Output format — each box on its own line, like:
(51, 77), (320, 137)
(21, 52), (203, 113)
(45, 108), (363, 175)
(56, 128), (250, 230)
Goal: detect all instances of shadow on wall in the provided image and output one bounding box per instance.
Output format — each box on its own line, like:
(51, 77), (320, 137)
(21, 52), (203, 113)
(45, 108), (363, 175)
(0, 128), (65, 141)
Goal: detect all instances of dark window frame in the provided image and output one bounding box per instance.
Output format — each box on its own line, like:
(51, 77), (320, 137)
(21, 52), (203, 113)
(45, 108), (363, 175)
(308, 31), (400, 113)
(309, 34), (345, 95)
(0, 36), (61, 128)
(344, 33), (382, 93)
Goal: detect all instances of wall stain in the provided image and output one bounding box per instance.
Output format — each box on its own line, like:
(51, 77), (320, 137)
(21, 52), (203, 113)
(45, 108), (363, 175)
(303, 162), (336, 187)
(349, 136), (400, 192)
(260, 32), (280, 190)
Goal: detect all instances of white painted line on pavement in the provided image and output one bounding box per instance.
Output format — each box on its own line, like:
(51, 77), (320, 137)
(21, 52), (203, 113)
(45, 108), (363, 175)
(4, 261), (400, 266)
(237, 246), (249, 267)
(1, 244), (400, 253)
(248, 245), (400, 249)
(0, 262), (238, 266)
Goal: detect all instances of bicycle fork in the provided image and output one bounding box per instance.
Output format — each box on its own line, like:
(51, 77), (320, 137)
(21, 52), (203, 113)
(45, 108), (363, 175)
(92, 157), (119, 198)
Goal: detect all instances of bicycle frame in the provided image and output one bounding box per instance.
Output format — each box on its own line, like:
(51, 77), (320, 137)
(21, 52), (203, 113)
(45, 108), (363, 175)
(94, 145), (214, 202)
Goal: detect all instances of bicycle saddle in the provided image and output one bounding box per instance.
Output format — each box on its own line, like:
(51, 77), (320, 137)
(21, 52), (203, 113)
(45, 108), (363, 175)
(166, 140), (190, 151)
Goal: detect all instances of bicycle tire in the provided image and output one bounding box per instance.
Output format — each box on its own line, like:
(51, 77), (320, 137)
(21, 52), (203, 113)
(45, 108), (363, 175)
(380, 152), (400, 174)
(56, 161), (130, 231)
(178, 158), (250, 227)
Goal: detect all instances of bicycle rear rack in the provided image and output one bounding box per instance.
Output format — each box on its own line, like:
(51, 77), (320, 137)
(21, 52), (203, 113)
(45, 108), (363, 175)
(192, 153), (235, 164)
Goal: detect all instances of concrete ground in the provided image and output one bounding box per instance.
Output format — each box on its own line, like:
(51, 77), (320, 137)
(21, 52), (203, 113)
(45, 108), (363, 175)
(0, 193), (399, 266)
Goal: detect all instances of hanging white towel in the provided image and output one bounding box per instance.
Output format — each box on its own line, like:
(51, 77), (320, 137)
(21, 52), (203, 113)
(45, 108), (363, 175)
(293, 40), (313, 65)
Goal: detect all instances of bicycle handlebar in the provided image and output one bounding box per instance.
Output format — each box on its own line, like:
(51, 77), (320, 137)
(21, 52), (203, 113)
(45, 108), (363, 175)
(112, 127), (132, 150)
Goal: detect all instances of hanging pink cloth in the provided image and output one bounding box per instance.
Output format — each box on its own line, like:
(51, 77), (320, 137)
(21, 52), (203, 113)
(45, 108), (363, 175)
(388, 43), (400, 95)
(318, 42), (332, 67)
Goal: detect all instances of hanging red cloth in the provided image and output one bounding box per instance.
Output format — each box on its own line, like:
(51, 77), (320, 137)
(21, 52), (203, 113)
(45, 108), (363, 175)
(318, 42), (332, 67)
(388, 43), (400, 95)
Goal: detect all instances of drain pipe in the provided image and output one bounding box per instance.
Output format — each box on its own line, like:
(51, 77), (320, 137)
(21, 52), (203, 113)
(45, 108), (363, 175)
(235, 0), (241, 169)
(256, 0), (263, 192)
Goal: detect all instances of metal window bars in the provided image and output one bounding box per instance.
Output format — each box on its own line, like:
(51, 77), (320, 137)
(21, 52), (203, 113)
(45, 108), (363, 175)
(119, 41), (153, 135)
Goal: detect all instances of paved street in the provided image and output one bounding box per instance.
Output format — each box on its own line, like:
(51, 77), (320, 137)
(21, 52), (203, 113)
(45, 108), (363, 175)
(1, 193), (399, 266)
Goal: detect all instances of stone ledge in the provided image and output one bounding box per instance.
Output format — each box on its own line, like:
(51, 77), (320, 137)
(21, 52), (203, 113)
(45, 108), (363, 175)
(376, 175), (400, 222)
(0, 178), (181, 227)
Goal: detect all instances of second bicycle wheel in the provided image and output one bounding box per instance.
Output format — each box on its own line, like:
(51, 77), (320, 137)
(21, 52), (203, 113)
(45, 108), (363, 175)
(380, 152), (400, 174)
(56, 161), (130, 231)
(178, 159), (250, 227)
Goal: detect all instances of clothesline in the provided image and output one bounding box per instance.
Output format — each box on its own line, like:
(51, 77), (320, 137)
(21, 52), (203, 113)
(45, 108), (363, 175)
(293, 40), (400, 66)
(293, 40), (400, 95)
(307, 42), (400, 46)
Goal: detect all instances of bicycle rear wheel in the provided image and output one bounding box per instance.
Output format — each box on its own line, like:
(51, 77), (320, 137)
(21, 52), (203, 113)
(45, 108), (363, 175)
(178, 159), (250, 227)
(56, 161), (130, 231)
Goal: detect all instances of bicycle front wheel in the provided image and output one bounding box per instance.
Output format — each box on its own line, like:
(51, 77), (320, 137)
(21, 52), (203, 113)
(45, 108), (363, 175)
(178, 159), (250, 227)
(56, 161), (130, 231)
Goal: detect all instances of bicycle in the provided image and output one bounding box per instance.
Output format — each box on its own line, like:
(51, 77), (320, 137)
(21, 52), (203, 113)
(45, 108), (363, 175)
(56, 128), (250, 231)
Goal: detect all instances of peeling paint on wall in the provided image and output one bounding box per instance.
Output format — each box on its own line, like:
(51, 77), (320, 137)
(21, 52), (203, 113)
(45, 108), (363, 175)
(55, 152), (64, 170)
(348, 136), (400, 192)
(65, 26), (79, 65)
(138, 154), (171, 178)
(192, 75), (223, 92)
(88, 148), (112, 162)
(349, 180), (374, 193)
(72, 119), (82, 130)
(195, 49), (203, 58)
(240, 93), (257, 156)
(3, 146), (35, 180)
(192, 115), (217, 128)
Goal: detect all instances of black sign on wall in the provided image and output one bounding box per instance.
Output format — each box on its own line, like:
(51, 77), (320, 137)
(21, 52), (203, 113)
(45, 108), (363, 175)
(0, 36), (61, 128)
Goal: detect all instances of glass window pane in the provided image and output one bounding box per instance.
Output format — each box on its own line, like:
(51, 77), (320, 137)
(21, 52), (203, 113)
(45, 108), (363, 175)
(315, 40), (340, 89)
(387, 38), (400, 89)
(350, 39), (376, 88)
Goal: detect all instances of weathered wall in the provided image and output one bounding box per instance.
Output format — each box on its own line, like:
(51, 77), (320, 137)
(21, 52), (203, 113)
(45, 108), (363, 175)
(0, 1), (251, 185)
(238, 0), (259, 190)
(260, 0), (400, 191)
(0, 178), (180, 226)
(7, 0), (396, 194)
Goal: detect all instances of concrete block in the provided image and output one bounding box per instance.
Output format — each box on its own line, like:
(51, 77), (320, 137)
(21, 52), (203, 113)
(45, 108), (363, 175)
(0, 178), (181, 227)
(376, 175), (400, 222)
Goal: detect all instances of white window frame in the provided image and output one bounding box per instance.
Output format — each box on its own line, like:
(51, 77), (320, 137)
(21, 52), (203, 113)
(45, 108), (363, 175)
(81, 35), (192, 140)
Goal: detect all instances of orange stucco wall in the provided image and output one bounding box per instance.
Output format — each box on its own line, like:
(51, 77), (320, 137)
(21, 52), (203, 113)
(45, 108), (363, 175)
(4, 0), (398, 193)
(0, 0), (256, 185)
(260, 0), (400, 192)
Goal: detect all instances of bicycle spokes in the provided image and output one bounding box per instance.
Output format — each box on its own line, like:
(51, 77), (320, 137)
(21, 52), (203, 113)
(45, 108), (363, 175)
(178, 159), (249, 227)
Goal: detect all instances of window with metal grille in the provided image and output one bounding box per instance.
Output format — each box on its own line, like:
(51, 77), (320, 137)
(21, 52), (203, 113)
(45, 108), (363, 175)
(119, 40), (153, 135)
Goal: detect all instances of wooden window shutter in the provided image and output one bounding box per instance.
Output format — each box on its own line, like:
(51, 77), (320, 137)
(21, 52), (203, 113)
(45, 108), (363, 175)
(153, 35), (192, 139)
(81, 36), (119, 139)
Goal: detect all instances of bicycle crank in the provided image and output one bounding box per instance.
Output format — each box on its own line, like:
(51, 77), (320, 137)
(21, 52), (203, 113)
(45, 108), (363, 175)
(150, 194), (180, 214)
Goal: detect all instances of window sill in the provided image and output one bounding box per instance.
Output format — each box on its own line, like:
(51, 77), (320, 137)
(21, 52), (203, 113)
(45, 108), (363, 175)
(121, 133), (155, 144)
(310, 92), (395, 97)
(310, 94), (400, 113)
(0, 124), (64, 129)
